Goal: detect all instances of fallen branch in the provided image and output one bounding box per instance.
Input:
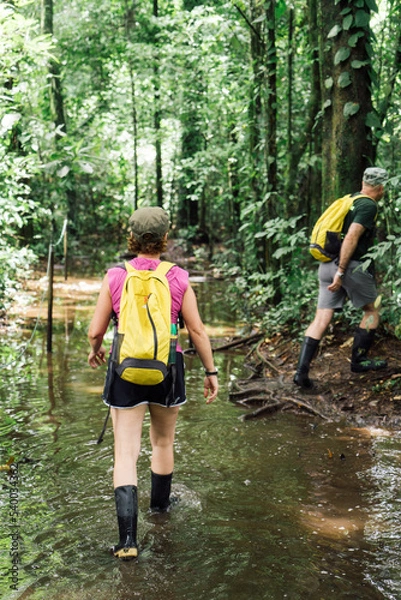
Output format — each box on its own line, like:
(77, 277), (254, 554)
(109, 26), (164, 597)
(229, 386), (274, 400)
(255, 339), (281, 375)
(183, 332), (263, 355)
(213, 333), (263, 352)
(281, 396), (330, 420)
(234, 395), (274, 407)
(240, 401), (285, 421)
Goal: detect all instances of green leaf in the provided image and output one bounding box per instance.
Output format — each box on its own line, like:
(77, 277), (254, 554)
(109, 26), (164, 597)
(365, 42), (374, 58)
(327, 24), (342, 38)
(57, 166), (70, 178)
(342, 14), (353, 30)
(351, 59), (369, 68)
(79, 162), (94, 174)
(275, 0), (287, 20)
(338, 71), (352, 88)
(252, 14), (266, 24)
(355, 10), (370, 27)
(348, 32), (364, 47)
(366, 111), (382, 128)
(324, 77), (334, 89)
(323, 99), (332, 109)
(1, 113), (21, 131)
(343, 102), (360, 117)
(334, 47), (351, 65)
(365, 0), (379, 13)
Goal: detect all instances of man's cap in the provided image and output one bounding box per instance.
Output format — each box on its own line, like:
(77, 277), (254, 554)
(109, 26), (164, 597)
(129, 207), (169, 242)
(363, 167), (389, 186)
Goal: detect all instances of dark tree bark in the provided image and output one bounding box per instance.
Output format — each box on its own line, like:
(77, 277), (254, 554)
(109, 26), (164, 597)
(41, 0), (67, 135)
(374, 26), (401, 161)
(285, 0), (322, 222)
(124, 0), (139, 210)
(320, 0), (374, 202)
(176, 0), (207, 231)
(41, 0), (77, 239)
(153, 0), (163, 208)
(262, 0), (278, 271)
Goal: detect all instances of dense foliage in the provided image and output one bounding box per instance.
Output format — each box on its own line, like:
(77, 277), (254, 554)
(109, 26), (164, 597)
(1, 0), (400, 333)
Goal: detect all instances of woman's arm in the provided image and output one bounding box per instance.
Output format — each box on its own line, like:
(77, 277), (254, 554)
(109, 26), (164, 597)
(88, 275), (113, 368)
(181, 283), (218, 403)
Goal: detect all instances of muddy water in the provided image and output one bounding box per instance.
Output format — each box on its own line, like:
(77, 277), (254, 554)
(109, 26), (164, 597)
(0, 275), (400, 599)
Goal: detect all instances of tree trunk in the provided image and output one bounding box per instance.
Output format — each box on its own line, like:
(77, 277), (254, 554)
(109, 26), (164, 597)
(176, 0), (207, 230)
(374, 26), (401, 161)
(41, 0), (76, 238)
(321, 0), (374, 202)
(41, 0), (66, 135)
(124, 0), (139, 210)
(285, 0), (322, 223)
(153, 0), (163, 208)
(248, 0), (264, 213)
(263, 0), (278, 271)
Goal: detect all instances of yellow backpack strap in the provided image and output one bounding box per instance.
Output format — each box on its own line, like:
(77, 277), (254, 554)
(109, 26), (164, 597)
(155, 261), (175, 277)
(124, 261), (135, 273)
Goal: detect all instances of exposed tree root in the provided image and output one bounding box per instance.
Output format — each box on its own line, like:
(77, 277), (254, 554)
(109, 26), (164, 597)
(183, 332), (263, 356)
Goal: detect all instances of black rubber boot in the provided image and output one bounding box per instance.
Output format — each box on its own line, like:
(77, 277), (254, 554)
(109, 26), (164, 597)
(150, 471), (173, 513)
(113, 485), (138, 560)
(351, 327), (387, 373)
(293, 336), (320, 389)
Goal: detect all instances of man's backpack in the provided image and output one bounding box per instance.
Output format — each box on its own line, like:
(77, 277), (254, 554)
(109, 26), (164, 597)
(309, 193), (370, 262)
(115, 261), (176, 386)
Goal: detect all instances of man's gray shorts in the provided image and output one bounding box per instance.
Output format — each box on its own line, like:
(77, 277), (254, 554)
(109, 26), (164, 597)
(317, 260), (378, 310)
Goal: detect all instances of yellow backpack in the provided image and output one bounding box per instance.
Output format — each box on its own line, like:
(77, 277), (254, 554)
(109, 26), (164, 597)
(309, 193), (370, 262)
(115, 261), (175, 385)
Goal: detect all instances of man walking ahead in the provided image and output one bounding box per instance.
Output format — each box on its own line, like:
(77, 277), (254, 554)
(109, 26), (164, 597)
(294, 167), (389, 389)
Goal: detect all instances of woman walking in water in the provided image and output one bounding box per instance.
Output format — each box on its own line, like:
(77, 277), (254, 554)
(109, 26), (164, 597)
(88, 207), (218, 559)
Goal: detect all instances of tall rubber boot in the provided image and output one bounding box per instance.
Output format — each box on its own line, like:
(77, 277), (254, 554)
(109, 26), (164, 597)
(293, 336), (320, 389)
(150, 471), (173, 513)
(113, 485), (138, 560)
(351, 327), (387, 373)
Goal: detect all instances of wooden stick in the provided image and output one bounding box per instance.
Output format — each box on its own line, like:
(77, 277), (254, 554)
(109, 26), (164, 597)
(240, 401), (284, 421)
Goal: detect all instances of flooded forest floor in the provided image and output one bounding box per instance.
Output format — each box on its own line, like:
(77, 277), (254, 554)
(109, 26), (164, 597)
(5, 238), (401, 431)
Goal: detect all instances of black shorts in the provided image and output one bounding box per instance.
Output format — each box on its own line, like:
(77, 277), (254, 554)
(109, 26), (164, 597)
(104, 352), (186, 409)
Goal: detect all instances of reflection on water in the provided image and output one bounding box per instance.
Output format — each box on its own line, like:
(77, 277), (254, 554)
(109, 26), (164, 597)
(0, 276), (399, 599)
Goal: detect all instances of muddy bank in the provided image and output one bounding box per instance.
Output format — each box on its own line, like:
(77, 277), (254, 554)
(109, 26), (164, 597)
(234, 328), (401, 429)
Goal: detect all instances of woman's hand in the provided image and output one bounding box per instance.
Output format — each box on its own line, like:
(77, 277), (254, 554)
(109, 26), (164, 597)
(88, 347), (107, 368)
(203, 375), (218, 404)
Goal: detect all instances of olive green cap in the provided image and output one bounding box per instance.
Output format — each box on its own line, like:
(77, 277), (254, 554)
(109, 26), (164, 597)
(129, 207), (169, 241)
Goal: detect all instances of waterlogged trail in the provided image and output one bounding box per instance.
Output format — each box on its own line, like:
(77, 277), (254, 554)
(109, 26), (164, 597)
(0, 274), (400, 599)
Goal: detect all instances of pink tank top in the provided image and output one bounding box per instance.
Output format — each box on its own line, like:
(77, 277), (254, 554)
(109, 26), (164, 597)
(107, 257), (189, 327)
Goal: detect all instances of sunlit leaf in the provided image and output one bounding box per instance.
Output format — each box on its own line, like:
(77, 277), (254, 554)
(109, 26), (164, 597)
(338, 72), (352, 88)
(348, 31), (364, 47)
(343, 102), (360, 117)
(57, 165), (70, 178)
(342, 14), (353, 30)
(328, 24), (342, 38)
(334, 47), (351, 65)
(351, 59), (369, 68)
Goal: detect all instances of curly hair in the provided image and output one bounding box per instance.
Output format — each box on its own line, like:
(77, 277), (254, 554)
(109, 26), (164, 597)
(127, 233), (167, 256)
